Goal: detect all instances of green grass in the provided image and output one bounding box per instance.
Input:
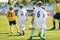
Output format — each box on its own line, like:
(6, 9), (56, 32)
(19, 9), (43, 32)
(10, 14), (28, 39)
(0, 16), (60, 40)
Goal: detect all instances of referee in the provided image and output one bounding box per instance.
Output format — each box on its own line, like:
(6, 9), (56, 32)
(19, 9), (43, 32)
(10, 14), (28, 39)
(51, 0), (60, 30)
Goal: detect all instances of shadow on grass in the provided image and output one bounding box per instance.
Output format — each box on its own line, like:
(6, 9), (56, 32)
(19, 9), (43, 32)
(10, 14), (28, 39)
(33, 36), (39, 37)
(46, 29), (60, 31)
(27, 39), (40, 40)
(0, 32), (9, 34)
(9, 35), (20, 36)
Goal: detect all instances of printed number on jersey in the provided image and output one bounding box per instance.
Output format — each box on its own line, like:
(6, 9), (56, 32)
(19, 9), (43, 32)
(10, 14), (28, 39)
(21, 11), (23, 16)
(8, 13), (12, 17)
(37, 11), (40, 18)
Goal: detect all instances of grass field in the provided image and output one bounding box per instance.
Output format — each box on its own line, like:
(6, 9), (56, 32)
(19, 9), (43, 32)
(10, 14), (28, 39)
(0, 16), (60, 40)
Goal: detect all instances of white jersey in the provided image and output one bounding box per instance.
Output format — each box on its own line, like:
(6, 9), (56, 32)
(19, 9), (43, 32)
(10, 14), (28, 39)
(34, 7), (47, 23)
(17, 8), (27, 20)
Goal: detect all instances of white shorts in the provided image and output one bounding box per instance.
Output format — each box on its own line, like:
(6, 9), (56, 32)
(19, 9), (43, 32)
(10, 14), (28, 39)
(18, 19), (26, 27)
(32, 20), (46, 29)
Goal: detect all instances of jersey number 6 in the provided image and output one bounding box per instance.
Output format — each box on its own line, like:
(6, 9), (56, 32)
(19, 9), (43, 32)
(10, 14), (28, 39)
(37, 11), (40, 18)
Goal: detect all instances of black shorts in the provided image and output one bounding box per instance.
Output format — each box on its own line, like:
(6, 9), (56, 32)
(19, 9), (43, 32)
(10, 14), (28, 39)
(54, 12), (60, 20)
(9, 20), (16, 26)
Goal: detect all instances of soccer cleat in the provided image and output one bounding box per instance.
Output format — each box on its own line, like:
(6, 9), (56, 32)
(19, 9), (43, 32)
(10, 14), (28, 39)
(19, 33), (23, 36)
(18, 32), (23, 36)
(29, 36), (33, 40)
(23, 30), (25, 35)
(39, 33), (45, 40)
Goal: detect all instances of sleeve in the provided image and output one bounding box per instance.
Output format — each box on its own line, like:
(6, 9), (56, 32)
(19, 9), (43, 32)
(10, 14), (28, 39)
(41, 8), (48, 20)
(17, 10), (19, 16)
(25, 9), (27, 14)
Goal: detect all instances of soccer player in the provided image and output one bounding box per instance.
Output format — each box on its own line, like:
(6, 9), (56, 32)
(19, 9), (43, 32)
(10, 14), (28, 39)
(5, 7), (19, 33)
(29, 1), (47, 40)
(17, 4), (28, 36)
(29, 6), (36, 29)
(50, 0), (60, 30)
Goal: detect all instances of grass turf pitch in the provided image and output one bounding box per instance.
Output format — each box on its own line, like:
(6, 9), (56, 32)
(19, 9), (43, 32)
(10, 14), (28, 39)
(0, 16), (60, 40)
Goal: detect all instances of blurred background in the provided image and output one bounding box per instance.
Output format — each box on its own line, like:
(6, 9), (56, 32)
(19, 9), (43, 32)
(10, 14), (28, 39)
(0, 0), (60, 15)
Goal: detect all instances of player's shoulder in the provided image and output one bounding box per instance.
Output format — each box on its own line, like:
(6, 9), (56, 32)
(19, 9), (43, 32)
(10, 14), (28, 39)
(35, 7), (42, 11)
(22, 8), (26, 11)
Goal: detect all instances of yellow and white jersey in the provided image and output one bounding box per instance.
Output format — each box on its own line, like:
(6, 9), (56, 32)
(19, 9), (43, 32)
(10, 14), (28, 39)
(6, 10), (15, 21)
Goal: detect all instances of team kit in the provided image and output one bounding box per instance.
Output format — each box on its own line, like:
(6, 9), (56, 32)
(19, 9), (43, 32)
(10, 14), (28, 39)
(5, 0), (60, 40)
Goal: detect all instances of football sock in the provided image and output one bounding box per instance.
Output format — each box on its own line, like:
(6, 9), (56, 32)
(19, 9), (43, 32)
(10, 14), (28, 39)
(30, 29), (34, 37)
(10, 26), (13, 33)
(15, 25), (19, 32)
(53, 21), (55, 28)
(41, 29), (44, 38)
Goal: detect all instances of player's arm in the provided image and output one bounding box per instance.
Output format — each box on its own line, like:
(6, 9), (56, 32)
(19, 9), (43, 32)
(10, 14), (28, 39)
(14, 12), (16, 17)
(11, 0), (17, 6)
(25, 10), (28, 21)
(31, 12), (35, 23)
(17, 10), (19, 18)
(42, 9), (48, 20)
(5, 11), (8, 17)
(25, 11), (28, 21)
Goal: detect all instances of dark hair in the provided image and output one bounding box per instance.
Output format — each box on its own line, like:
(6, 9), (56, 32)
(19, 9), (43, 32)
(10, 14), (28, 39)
(9, 7), (13, 10)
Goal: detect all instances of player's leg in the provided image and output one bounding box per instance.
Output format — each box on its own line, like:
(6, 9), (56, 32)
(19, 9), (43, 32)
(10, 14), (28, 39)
(23, 26), (25, 35)
(22, 20), (26, 35)
(52, 19), (55, 30)
(15, 24), (19, 33)
(58, 13), (60, 29)
(19, 24), (23, 36)
(18, 21), (23, 36)
(10, 25), (13, 33)
(38, 20), (46, 37)
(38, 24), (45, 40)
(58, 20), (60, 29)
(50, 13), (59, 30)
(9, 21), (13, 33)
(13, 20), (19, 33)
(29, 18), (34, 29)
(50, 18), (56, 30)
(29, 23), (36, 40)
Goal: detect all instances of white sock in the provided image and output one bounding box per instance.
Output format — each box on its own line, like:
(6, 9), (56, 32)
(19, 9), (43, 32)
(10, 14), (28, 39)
(20, 26), (23, 35)
(41, 29), (44, 38)
(30, 29), (35, 37)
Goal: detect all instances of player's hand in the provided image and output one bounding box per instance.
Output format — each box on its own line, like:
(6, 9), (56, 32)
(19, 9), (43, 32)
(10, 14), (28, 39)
(5, 11), (7, 16)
